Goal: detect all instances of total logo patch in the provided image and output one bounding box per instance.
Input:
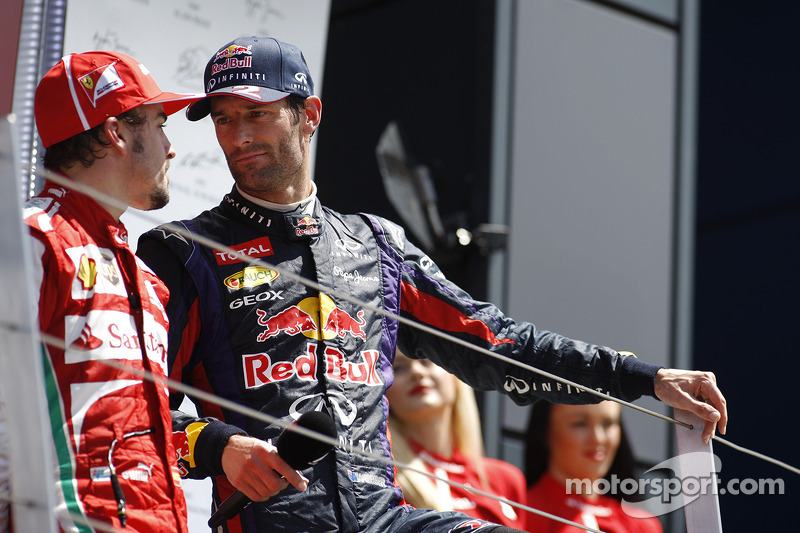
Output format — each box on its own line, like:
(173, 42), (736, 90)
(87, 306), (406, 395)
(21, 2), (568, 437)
(224, 266), (279, 290)
(214, 236), (274, 265)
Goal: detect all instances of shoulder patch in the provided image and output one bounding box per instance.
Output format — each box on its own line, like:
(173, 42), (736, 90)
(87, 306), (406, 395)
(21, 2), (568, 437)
(23, 197), (57, 233)
(142, 222), (196, 262)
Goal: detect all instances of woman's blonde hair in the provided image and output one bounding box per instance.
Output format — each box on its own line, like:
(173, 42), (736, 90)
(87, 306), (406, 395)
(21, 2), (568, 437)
(388, 374), (488, 511)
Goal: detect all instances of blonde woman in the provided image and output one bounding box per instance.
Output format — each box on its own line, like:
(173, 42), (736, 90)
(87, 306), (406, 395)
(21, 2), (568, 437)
(387, 349), (527, 529)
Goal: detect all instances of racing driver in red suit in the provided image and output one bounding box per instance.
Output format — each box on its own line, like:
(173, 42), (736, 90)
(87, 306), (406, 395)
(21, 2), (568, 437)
(25, 51), (202, 532)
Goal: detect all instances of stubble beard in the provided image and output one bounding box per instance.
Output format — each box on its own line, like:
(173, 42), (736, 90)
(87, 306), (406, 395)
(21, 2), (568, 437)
(226, 130), (305, 195)
(146, 181), (169, 210)
(131, 134), (170, 211)
(228, 154), (293, 195)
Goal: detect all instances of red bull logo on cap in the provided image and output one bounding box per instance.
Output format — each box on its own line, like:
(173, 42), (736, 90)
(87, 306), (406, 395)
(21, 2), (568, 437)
(212, 56), (253, 75)
(216, 44), (252, 60)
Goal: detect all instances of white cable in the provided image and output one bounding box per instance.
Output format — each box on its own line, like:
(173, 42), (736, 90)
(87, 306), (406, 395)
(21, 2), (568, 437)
(712, 436), (800, 476)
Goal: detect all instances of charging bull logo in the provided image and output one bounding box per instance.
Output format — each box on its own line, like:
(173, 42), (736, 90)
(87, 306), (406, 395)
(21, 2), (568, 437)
(323, 308), (366, 340)
(255, 294), (366, 342)
(256, 306), (318, 341)
(215, 45), (252, 60)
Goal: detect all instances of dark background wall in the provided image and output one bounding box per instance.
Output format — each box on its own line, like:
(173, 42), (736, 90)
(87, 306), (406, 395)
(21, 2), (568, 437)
(316, 0), (497, 297)
(695, 1), (799, 529)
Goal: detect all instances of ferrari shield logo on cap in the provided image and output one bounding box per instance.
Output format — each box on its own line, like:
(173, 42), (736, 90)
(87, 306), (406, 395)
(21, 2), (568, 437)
(78, 62), (126, 107)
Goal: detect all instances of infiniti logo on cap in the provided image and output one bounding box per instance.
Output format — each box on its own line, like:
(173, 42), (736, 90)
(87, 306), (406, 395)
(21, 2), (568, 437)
(293, 72), (310, 92)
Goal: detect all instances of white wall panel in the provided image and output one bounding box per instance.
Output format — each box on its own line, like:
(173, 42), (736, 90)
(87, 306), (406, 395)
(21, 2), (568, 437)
(505, 0), (678, 464)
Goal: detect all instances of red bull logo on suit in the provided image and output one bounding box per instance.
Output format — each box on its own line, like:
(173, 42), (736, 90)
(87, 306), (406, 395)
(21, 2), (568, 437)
(245, 294), (376, 389)
(242, 342), (382, 389)
(255, 294), (366, 341)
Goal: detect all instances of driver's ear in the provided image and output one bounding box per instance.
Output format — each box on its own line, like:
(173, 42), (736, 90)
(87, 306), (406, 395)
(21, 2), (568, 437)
(101, 116), (126, 154)
(302, 96), (322, 135)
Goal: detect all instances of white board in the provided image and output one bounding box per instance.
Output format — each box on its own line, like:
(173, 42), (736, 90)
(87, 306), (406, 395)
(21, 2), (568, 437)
(62, 0), (331, 245)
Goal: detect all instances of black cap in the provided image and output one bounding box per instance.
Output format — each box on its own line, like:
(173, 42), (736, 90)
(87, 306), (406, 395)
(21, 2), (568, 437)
(186, 36), (314, 121)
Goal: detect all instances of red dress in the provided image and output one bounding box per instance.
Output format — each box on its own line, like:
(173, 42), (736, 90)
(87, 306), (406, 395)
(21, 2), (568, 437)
(409, 441), (528, 529)
(525, 473), (662, 533)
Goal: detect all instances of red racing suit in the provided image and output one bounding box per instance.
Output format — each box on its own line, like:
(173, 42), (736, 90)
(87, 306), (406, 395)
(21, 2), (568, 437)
(24, 181), (188, 533)
(136, 186), (661, 533)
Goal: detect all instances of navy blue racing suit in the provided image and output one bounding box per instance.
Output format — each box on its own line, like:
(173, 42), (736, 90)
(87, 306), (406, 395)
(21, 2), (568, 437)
(136, 186), (660, 533)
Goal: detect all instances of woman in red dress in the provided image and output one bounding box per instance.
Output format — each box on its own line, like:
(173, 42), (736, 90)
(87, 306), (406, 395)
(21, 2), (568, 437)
(387, 349), (527, 529)
(524, 401), (663, 533)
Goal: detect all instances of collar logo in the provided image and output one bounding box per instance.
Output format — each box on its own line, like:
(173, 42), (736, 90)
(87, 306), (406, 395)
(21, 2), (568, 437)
(287, 214), (321, 239)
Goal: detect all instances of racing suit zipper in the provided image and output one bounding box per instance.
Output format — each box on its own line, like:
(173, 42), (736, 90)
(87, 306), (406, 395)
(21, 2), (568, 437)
(107, 428), (154, 528)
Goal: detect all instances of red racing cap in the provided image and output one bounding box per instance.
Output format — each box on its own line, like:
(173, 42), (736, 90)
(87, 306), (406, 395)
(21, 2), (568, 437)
(35, 50), (205, 148)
